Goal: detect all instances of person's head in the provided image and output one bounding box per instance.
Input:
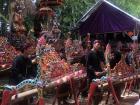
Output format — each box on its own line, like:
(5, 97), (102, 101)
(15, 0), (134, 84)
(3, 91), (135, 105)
(67, 32), (71, 35)
(67, 32), (71, 38)
(93, 40), (101, 51)
(20, 47), (29, 57)
(116, 41), (122, 50)
(87, 33), (90, 36)
(109, 42), (117, 52)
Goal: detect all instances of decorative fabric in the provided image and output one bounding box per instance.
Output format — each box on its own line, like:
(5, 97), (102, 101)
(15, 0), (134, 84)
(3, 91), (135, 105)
(1, 89), (17, 105)
(37, 35), (46, 46)
(38, 97), (45, 105)
(37, 41), (72, 83)
(87, 82), (98, 105)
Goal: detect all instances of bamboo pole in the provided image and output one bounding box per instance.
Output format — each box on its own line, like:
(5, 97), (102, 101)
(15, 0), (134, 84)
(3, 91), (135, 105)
(11, 70), (85, 101)
(11, 71), (140, 102)
(11, 88), (38, 101)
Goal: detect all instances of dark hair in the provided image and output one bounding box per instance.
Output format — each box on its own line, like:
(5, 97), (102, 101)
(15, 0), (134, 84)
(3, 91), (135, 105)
(20, 48), (25, 53)
(93, 40), (101, 44)
(82, 41), (86, 49)
(15, 46), (25, 53)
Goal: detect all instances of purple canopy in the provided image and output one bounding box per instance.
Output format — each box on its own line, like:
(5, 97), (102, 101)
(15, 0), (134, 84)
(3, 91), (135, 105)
(76, 0), (140, 35)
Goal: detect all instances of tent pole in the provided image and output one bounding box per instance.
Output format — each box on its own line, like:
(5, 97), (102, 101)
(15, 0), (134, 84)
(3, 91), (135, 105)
(104, 33), (107, 43)
(114, 32), (117, 41)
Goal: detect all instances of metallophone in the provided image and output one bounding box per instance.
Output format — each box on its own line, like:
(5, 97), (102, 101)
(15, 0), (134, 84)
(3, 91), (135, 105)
(0, 42), (85, 105)
(87, 56), (140, 105)
(1, 42), (140, 105)
(9, 66), (140, 103)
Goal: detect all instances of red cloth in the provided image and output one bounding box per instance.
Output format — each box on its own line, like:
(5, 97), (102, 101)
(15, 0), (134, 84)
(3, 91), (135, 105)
(37, 35), (46, 46)
(1, 90), (17, 105)
(87, 82), (98, 105)
(107, 78), (120, 105)
(38, 97), (45, 105)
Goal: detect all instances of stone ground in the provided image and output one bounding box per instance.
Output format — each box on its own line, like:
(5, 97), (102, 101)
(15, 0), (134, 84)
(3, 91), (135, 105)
(44, 92), (139, 105)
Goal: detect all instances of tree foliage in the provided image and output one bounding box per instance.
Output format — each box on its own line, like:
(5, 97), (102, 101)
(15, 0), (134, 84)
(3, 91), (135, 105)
(108, 0), (140, 18)
(0, 0), (140, 35)
(58, 0), (94, 33)
(0, 0), (35, 35)
(0, 0), (9, 34)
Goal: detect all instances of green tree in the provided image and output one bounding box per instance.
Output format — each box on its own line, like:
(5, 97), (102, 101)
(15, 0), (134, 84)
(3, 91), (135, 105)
(0, 0), (35, 35)
(59, 0), (94, 34)
(0, 0), (10, 34)
(1, 0), (140, 35)
(109, 0), (140, 18)
(58, 0), (140, 35)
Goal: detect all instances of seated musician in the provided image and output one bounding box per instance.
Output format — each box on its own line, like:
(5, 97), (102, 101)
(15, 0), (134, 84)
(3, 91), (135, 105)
(10, 48), (36, 85)
(108, 43), (122, 100)
(109, 42), (122, 69)
(125, 42), (140, 68)
(125, 48), (134, 66)
(87, 42), (122, 105)
(86, 40), (106, 105)
(86, 40), (105, 83)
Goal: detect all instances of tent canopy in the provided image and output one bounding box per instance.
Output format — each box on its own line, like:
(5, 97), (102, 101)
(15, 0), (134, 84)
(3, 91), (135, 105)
(75, 0), (140, 35)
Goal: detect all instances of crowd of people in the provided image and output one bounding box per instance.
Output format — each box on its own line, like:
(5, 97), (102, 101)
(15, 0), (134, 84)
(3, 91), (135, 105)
(9, 31), (140, 104)
(63, 33), (140, 104)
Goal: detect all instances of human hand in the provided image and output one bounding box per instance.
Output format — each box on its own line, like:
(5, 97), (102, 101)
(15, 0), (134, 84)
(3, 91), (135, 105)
(95, 72), (101, 76)
(104, 68), (108, 71)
